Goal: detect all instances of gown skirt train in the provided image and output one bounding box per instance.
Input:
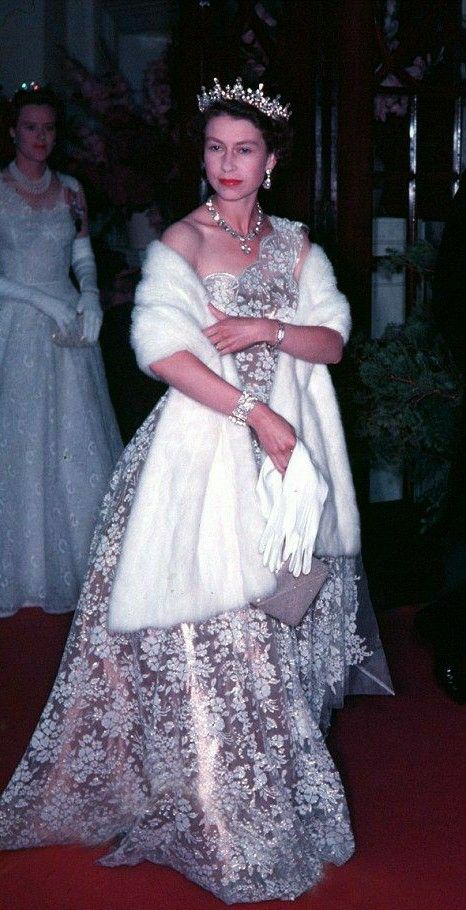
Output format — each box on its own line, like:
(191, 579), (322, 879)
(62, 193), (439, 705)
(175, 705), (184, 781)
(0, 398), (392, 904)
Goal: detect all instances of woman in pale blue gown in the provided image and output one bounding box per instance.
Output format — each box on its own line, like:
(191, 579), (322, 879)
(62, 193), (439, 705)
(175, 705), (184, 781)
(0, 85), (122, 617)
(0, 80), (392, 903)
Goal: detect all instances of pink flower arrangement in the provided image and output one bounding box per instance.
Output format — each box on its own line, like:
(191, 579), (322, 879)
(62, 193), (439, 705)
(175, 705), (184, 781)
(63, 52), (177, 212)
(71, 123), (108, 165)
(142, 58), (172, 128)
(375, 0), (429, 122)
(240, 1), (277, 81)
(63, 55), (133, 115)
(375, 56), (428, 122)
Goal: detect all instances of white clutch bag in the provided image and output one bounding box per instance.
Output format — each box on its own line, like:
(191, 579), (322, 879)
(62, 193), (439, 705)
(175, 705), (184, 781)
(250, 556), (329, 626)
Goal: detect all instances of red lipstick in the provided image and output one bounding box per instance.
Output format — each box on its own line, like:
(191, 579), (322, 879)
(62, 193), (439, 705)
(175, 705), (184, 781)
(219, 179), (242, 186)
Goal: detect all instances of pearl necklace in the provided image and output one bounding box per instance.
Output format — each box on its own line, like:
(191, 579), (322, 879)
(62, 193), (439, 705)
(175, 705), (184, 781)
(8, 161), (52, 196)
(205, 196), (263, 254)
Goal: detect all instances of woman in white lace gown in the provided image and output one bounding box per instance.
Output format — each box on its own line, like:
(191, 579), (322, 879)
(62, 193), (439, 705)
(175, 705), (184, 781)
(0, 80), (392, 903)
(0, 85), (122, 616)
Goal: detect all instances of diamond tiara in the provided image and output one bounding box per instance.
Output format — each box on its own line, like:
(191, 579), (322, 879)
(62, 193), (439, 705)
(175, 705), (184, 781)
(197, 77), (291, 122)
(18, 81), (41, 92)
(10, 81), (42, 102)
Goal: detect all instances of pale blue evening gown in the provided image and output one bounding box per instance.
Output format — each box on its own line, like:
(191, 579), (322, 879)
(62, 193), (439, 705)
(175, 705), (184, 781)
(0, 174), (122, 615)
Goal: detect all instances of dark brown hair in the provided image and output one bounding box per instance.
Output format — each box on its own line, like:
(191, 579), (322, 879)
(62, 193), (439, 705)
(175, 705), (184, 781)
(9, 85), (63, 129)
(192, 97), (293, 164)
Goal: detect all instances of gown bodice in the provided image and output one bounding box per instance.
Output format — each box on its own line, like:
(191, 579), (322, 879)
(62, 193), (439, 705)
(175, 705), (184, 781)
(0, 175), (78, 302)
(203, 216), (305, 402)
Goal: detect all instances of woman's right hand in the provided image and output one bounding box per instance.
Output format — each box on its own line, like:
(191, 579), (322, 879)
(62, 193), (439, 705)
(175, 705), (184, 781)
(52, 303), (76, 333)
(248, 402), (297, 474)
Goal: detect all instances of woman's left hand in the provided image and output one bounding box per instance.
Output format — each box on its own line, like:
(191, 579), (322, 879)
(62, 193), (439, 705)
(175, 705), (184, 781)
(203, 303), (272, 354)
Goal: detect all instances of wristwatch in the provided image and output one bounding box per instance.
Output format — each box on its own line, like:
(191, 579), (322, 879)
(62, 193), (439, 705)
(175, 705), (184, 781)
(270, 320), (285, 349)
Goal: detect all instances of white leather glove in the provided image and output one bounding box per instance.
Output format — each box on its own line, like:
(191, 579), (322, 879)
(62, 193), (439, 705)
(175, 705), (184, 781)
(282, 444), (328, 576)
(257, 463), (300, 573)
(257, 440), (329, 577)
(0, 276), (74, 333)
(72, 236), (102, 344)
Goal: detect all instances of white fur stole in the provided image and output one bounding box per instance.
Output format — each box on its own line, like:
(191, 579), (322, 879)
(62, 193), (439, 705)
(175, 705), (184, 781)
(108, 233), (360, 632)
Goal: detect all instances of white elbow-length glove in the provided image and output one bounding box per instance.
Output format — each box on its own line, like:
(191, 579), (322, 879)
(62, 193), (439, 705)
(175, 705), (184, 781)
(0, 276), (74, 333)
(256, 440), (329, 577)
(72, 236), (102, 344)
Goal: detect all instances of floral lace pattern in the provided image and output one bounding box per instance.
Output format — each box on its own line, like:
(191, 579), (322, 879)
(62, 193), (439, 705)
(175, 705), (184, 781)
(204, 217), (303, 402)
(0, 218), (392, 903)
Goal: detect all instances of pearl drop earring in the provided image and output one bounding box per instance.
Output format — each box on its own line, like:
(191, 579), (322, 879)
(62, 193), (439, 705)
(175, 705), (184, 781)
(262, 168), (272, 190)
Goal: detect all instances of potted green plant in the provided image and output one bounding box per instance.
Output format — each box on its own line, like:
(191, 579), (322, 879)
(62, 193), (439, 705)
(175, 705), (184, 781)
(343, 241), (463, 530)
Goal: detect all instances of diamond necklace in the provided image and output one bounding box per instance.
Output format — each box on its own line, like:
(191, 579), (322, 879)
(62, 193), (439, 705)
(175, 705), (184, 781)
(8, 161), (52, 196)
(205, 196), (264, 254)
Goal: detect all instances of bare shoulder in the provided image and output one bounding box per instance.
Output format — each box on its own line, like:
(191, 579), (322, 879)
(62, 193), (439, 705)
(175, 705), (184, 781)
(161, 209), (205, 269)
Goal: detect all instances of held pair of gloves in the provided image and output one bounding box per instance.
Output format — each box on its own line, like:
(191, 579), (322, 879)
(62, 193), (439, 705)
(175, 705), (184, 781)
(0, 236), (102, 344)
(257, 440), (329, 578)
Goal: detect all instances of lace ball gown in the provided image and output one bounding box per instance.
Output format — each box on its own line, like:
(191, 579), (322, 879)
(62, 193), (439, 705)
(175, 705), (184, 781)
(0, 219), (392, 903)
(0, 174), (122, 615)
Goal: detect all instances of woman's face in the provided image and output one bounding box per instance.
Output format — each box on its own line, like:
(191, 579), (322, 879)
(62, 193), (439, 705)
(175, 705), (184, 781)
(203, 113), (276, 202)
(10, 104), (56, 165)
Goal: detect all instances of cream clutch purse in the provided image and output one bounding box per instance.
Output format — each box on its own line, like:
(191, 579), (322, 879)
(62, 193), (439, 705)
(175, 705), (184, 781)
(52, 313), (93, 347)
(250, 557), (329, 626)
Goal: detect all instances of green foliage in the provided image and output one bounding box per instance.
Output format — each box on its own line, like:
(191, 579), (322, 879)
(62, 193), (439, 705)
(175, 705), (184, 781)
(382, 240), (437, 279)
(346, 299), (463, 529)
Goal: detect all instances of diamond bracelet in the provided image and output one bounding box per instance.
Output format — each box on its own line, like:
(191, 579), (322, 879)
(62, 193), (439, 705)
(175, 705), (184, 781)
(228, 390), (259, 426)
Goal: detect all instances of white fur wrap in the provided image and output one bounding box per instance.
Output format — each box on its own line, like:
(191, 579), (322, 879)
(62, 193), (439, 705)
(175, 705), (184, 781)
(108, 229), (360, 632)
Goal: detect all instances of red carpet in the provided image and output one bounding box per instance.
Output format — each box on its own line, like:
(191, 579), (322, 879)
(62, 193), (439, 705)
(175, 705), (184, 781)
(1, 607), (464, 910)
